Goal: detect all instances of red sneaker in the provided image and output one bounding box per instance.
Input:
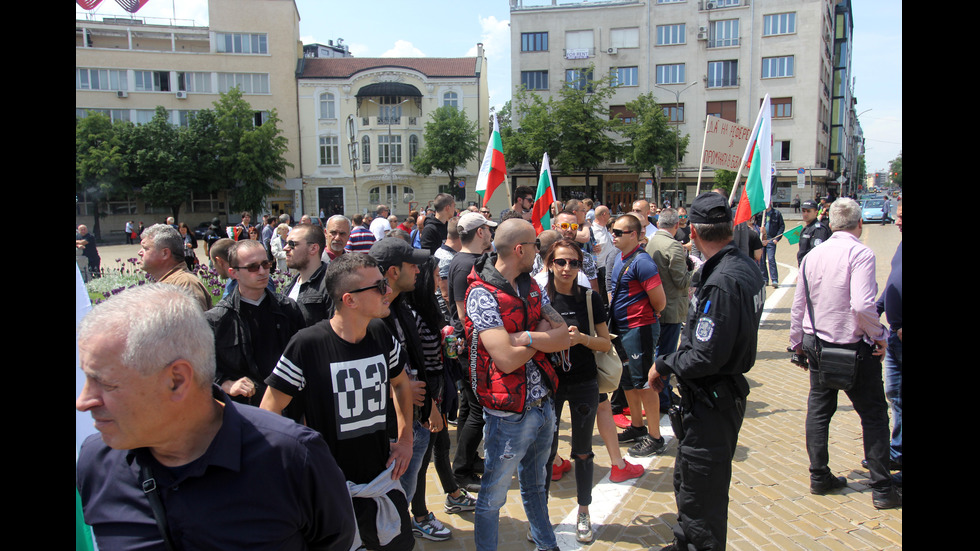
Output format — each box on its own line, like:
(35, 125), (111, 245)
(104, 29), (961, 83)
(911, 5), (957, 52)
(613, 413), (632, 429)
(552, 457), (572, 481)
(609, 460), (644, 483)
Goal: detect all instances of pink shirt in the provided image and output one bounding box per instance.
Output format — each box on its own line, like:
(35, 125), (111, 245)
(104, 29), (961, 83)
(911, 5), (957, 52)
(790, 231), (887, 348)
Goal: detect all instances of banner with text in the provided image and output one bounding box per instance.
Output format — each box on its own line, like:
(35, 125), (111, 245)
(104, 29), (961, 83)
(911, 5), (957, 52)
(700, 115), (753, 171)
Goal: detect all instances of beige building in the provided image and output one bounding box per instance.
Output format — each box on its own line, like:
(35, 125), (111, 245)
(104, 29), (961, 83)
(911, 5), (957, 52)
(296, 49), (490, 218)
(509, 0), (859, 208)
(75, 0), (303, 238)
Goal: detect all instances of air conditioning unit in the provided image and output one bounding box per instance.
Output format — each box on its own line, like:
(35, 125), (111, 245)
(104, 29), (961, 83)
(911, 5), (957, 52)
(116, 90), (128, 98)
(697, 31), (709, 40)
(699, 26), (708, 33)
(175, 91), (188, 99)
(607, 47), (618, 55)
(706, 1), (717, 9)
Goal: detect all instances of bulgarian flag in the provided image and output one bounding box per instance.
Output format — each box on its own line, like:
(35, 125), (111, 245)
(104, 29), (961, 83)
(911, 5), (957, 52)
(475, 114), (506, 208)
(531, 153), (556, 234)
(733, 94), (773, 226)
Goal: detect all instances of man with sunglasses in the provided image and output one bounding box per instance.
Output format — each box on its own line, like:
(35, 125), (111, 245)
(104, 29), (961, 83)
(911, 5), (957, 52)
(501, 185), (535, 221)
(283, 223), (335, 325)
(206, 239), (306, 407)
(262, 253), (418, 551)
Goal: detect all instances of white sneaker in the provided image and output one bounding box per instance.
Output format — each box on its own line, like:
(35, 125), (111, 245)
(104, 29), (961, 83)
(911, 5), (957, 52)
(576, 512), (593, 543)
(412, 512), (451, 541)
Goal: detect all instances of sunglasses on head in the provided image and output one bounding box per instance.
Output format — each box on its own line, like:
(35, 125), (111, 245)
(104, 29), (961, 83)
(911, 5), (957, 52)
(233, 260), (273, 272)
(347, 278), (389, 296)
(552, 258), (582, 269)
(611, 228), (635, 237)
(557, 222), (579, 231)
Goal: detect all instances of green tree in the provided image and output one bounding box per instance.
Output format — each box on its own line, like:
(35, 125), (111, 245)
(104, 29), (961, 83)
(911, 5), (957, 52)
(619, 93), (690, 204)
(889, 152), (902, 188)
(212, 87), (292, 215)
(131, 107), (206, 223)
(713, 169), (736, 197)
(411, 105), (481, 189)
(76, 111), (131, 239)
(503, 87), (560, 175)
(552, 66), (621, 197)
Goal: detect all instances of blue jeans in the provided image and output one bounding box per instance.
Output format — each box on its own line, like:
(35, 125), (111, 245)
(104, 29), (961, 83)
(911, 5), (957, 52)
(760, 241), (779, 284)
(884, 331), (902, 466)
(475, 399), (557, 551)
(657, 322), (682, 406)
(399, 420), (431, 503)
(620, 322), (660, 391)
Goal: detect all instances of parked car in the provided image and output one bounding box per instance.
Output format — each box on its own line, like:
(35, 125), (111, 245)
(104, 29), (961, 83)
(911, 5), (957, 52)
(193, 221), (213, 240)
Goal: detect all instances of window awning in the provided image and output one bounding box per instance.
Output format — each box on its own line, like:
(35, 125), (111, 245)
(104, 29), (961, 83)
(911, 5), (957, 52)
(355, 82), (422, 98)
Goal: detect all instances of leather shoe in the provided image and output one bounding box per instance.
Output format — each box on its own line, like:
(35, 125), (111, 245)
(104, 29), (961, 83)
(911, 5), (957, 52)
(872, 488), (902, 509)
(810, 475), (847, 495)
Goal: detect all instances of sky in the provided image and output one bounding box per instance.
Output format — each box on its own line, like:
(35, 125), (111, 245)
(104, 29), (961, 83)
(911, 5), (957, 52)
(76, 0), (901, 173)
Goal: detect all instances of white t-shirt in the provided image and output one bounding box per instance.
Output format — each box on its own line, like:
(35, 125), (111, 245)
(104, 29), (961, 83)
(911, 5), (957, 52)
(369, 217), (391, 241)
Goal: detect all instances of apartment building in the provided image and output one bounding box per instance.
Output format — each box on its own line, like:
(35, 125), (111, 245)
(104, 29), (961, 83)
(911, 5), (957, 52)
(295, 47), (489, 217)
(75, 0), (303, 235)
(509, 0), (860, 208)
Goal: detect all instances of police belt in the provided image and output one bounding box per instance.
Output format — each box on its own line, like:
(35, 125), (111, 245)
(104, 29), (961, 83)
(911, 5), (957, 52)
(676, 374), (747, 411)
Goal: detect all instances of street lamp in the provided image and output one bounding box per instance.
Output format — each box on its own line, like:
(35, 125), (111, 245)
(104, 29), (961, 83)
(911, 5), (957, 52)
(366, 97), (412, 213)
(654, 81), (698, 207)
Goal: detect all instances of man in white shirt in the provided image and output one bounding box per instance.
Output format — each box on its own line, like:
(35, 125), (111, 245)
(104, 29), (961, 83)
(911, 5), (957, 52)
(370, 205), (392, 241)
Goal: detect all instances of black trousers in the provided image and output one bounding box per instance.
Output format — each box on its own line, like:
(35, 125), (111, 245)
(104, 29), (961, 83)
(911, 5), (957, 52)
(672, 380), (745, 550)
(452, 382), (485, 480)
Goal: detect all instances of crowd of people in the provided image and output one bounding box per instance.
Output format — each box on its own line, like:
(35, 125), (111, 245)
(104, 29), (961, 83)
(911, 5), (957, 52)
(76, 188), (901, 551)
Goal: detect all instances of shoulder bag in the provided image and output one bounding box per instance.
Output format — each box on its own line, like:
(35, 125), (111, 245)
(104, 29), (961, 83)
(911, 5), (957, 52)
(802, 271), (859, 391)
(586, 289), (623, 394)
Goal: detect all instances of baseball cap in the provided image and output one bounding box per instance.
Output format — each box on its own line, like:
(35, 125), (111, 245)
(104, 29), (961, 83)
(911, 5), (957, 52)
(801, 200), (819, 210)
(369, 237), (430, 271)
(458, 211), (497, 233)
(688, 192), (733, 224)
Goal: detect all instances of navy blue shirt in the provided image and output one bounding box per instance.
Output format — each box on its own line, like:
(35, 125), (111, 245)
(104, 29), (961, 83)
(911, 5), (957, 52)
(876, 241), (902, 331)
(76, 386), (356, 551)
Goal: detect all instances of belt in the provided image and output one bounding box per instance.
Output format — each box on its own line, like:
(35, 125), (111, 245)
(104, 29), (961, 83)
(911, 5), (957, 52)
(526, 393), (551, 410)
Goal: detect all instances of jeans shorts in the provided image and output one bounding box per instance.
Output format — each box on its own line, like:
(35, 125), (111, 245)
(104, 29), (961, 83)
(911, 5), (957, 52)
(619, 322), (660, 391)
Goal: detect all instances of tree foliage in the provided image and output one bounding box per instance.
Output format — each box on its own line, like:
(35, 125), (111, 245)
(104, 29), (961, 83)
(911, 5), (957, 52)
(619, 93), (689, 181)
(411, 105), (481, 186)
(76, 111), (132, 238)
(888, 152), (902, 188)
(713, 169), (736, 196)
(503, 88), (560, 174)
(551, 67), (622, 190)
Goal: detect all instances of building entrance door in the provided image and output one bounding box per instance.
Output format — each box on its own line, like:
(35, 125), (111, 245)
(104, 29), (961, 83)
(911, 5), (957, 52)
(606, 181), (637, 214)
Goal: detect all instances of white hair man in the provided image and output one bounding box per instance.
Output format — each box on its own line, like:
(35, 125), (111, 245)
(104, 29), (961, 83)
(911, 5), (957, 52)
(76, 284), (355, 550)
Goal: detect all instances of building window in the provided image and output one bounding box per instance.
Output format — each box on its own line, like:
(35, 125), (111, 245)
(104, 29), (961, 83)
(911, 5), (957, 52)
(656, 0), (684, 3)
(190, 191), (224, 213)
(217, 73), (270, 94)
(707, 60), (738, 88)
(773, 140), (791, 161)
(610, 66), (638, 87)
(319, 136), (340, 166)
(763, 13), (796, 36)
(565, 68), (594, 92)
(521, 32), (548, 52)
(254, 111), (270, 126)
(319, 92), (336, 119)
(610, 105), (636, 124)
(178, 72), (211, 93)
(662, 103), (684, 123)
(762, 56), (795, 78)
(565, 29), (594, 58)
(362, 135), (371, 165)
(770, 97), (793, 118)
(77, 68), (127, 91)
(379, 134), (402, 164)
(443, 92), (459, 109)
(215, 32), (268, 54)
(409, 134), (419, 162)
(521, 70), (549, 91)
(176, 110), (200, 127)
(656, 24), (686, 45)
(656, 63), (686, 85)
(609, 27), (639, 49)
(134, 70), (171, 92)
(135, 110), (158, 124)
(706, 100), (737, 122)
(709, 19), (739, 48)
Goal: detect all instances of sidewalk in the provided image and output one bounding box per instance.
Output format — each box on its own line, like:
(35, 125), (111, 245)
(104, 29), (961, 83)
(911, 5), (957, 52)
(411, 242), (901, 550)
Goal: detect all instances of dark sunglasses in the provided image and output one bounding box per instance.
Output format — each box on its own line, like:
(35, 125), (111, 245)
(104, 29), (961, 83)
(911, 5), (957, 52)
(347, 278), (389, 296)
(285, 240), (308, 248)
(233, 260), (273, 272)
(517, 239), (540, 250)
(611, 228), (635, 237)
(552, 258), (582, 268)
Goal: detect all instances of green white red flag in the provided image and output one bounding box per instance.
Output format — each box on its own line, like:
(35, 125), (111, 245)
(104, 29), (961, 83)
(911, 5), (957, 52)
(531, 153), (556, 234)
(475, 114), (506, 208)
(733, 94), (773, 226)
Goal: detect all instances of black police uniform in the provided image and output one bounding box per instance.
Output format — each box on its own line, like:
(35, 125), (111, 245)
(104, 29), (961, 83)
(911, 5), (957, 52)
(656, 242), (765, 550)
(796, 219), (831, 265)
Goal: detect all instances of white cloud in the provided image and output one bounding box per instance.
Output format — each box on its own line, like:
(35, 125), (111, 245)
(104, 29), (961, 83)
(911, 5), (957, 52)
(466, 15), (510, 59)
(381, 40), (426, 57)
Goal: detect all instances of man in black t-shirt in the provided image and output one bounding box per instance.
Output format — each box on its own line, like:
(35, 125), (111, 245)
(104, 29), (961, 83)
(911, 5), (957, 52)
(261, 253), (416, 551)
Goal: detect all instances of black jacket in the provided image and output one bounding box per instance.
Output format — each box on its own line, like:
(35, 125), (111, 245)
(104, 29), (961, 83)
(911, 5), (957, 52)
(205, 287), (306, 406)
(282, 262), (335, 326)
(797, 219), (831, 265)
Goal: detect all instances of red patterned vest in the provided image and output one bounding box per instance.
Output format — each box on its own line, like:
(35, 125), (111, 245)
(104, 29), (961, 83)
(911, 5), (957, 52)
(463, 262), (558, 413)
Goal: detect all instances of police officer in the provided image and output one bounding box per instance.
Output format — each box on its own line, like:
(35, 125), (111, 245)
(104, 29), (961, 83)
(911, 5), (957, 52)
(647, 192), (766, 551)
(797, 199), (831, 265)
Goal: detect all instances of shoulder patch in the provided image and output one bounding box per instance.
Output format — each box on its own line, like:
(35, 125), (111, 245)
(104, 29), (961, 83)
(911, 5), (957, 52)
(695, 316), (715, 342)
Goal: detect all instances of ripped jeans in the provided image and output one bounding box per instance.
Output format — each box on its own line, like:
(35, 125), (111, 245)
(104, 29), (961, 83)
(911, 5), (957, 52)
(546, 378), (599, 506)
(475, 397), (557, 551)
